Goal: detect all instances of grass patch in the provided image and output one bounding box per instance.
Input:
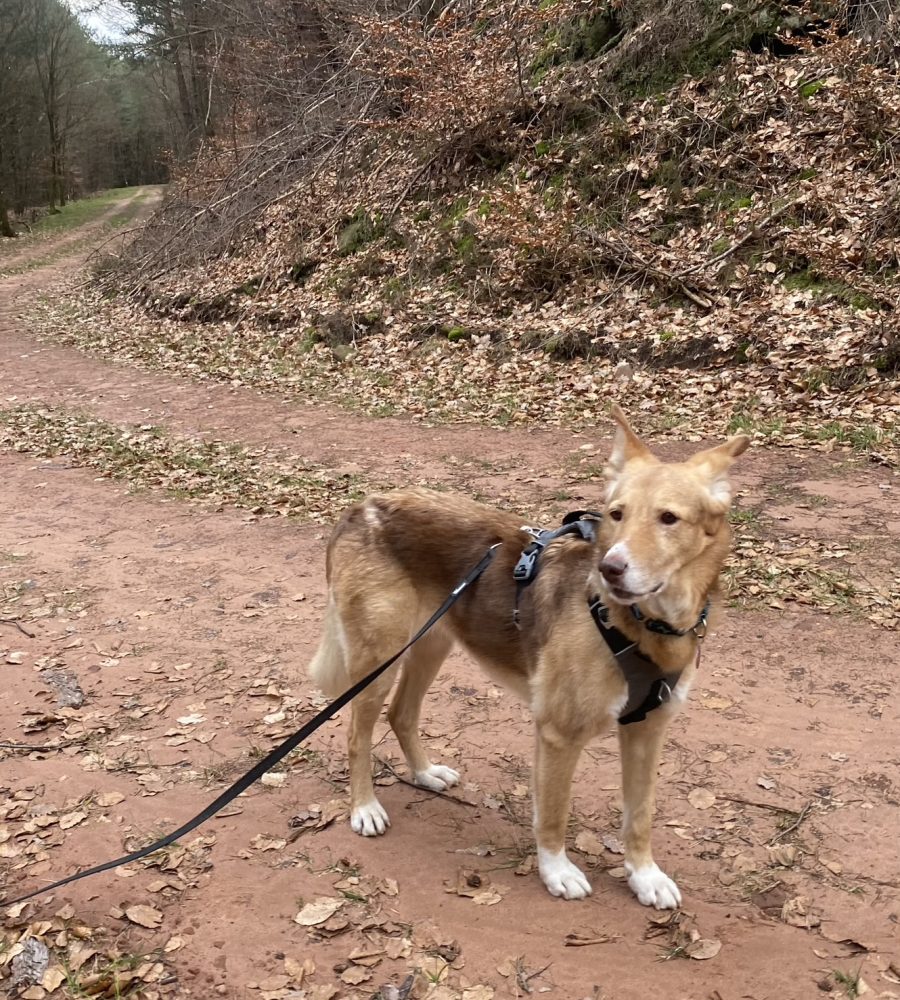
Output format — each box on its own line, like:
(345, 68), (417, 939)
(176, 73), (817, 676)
(0, 189), (150, 276)
(2, 187), (135, 242)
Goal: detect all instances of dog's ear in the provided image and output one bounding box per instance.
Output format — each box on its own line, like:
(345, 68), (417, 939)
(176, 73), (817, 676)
(687, 434), (750, 508)
(606, 404), (656, 481)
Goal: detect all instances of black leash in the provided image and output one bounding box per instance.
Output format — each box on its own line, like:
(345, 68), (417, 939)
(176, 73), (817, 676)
(5, 544), (500, 907)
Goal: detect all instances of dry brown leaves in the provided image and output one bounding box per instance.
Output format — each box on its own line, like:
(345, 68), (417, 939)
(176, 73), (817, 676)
(0, 901), (171, 999)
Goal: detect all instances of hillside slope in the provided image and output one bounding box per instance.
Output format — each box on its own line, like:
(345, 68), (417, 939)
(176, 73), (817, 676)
(59, 1), (900, 456)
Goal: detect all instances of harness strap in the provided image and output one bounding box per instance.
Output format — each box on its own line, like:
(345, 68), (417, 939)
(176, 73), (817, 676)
(512, 515), (600, 629)
(6, 544), (501, 908)
(588, 597), (684, 726)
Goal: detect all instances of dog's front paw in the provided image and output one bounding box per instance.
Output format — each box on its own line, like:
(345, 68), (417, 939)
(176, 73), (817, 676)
(538, 848), (592, 900)
(414, 764), (460, 792)
(625, 862), (681, 909)
(351, 799), (390, 836)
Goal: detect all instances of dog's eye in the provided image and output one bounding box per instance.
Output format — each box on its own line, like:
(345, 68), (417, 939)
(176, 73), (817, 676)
(609, 509), (623, 522)
(660, 511), (679, 525)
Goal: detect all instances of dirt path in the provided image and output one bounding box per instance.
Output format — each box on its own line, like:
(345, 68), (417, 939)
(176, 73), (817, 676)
(1, 201), (899, 1000)
(0, 188), (153, 277)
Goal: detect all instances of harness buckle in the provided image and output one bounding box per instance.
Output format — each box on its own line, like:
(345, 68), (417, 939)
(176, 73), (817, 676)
(588, 598), (612, 628)
(655, 679), (673, 706)
(513, 545), (542, 583)
(692, 608), (709, 639)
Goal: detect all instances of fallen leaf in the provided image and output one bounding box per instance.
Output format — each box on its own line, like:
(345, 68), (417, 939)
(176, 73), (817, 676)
(686, 938), (722, 960)
(68, 944), (98, 971)
(564, 931), (615, 946)
(250, 834), (287, 851)
(340, 966), (371, 985)
(780, 896), (820, 929)
(384, 938), (412, 960)
(757, 775), (777, 790)
(688, 787), (716, 810)
(284, 956), (314, 982)
(602, 833), (624, 854)
(574, 831), (605, 855)
(767, 844), (797, 867)
(294, 897), (343, 926)
(40, 968), (66, 992)
(514, 854), (535, 875)
(125, 904), (163, 929)
(164, 936), (185, 953)
(96, 792), (125, 807)
(700, 696), (733, 711)
(258, 975), (290, 991)
(59, 810), (87, 830)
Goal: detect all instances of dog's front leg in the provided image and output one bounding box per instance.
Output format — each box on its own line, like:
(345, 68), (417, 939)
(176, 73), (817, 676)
(533, 722), (591, 900)
(617, 712), (681, 909)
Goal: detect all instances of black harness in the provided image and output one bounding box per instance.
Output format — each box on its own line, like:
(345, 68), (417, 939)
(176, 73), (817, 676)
(514, 511), (707, 726)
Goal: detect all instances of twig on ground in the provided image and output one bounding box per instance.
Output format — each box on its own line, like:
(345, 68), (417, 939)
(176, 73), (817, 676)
(675, 198), (802, 278)
(0, 618), (36, 638)
(0, 737), (87, 752)
(375, 756), (477, 807)
(720, 794), (799, 813)
(768, 801), (814, 845)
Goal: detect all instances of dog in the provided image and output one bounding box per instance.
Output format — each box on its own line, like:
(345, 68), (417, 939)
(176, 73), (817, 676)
(309, 406), (748, 908)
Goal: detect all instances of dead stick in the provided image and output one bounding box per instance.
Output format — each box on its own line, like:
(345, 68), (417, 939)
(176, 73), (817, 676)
(675, 198), (801, 278)
(768, 801), (814, 846)
(720, 794), (798, 813)
(375, 757), (476, 808)
(0, 618), (36, 638)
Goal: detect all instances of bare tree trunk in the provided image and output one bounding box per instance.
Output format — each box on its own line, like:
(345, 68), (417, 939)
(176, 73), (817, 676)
(0, 186), (14, 237)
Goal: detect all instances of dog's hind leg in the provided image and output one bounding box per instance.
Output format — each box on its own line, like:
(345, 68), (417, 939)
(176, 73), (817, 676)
(388, 629), (456, 791)
(533, 723), (592, 900)
(617, 711), (681, 909)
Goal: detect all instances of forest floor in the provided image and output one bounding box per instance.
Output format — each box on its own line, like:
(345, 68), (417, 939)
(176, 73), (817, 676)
(0, 189), (898, 1000)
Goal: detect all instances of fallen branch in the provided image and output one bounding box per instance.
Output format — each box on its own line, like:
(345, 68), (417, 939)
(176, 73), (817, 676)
(576, 227), (717, 309)
(0, 618), (36, 638)
(675, 198), (803, 278)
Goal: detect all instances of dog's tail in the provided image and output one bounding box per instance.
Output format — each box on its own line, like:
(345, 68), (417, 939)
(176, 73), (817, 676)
(308, 600), (349, 699)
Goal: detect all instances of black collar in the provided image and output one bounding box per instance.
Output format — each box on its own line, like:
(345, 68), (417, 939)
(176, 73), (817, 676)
(629, 600), (710, 638)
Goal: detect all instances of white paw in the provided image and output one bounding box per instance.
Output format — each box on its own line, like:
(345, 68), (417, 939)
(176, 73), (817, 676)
(538, 848), (592, 900)
(350, 799), (390, 836)
(626, 862), (681, 909)
(414, 764), (460, 792)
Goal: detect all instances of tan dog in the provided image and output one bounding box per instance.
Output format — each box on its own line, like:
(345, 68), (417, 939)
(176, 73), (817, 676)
(309, 407), (748, 907)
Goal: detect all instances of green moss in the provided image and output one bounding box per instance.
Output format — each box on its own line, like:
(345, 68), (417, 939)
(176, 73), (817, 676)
(439, 196), (471, 231)
(782, 268), (876, 310)
(532, 9), (620, 74)
(799, 79), (825, 99)
(337, 208), (385, 256)
(446, 325), (468, 342)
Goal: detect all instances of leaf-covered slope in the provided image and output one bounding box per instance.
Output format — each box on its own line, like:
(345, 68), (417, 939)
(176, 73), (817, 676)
(88, 1), (898, 455)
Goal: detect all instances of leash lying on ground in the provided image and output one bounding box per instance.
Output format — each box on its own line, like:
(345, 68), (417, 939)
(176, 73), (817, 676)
(4, 544), (501, 907)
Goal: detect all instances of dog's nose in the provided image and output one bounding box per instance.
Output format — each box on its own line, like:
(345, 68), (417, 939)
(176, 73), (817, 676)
(600, 555), (627, 580)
